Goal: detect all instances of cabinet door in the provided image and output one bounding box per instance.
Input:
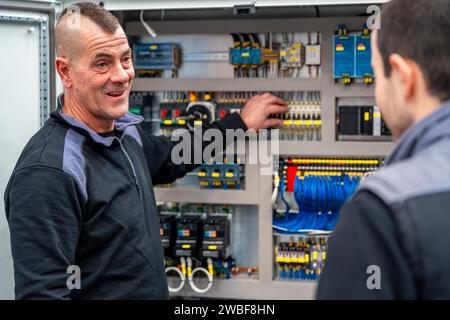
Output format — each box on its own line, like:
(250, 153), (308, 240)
(0, 7), (50, 300)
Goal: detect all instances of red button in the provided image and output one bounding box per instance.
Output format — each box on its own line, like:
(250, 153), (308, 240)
(174, 109), (180, 117)
(160, 109), (167, 118)
(220, 110), (226, 119)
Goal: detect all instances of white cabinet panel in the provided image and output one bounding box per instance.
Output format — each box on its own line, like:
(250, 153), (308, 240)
(0, 9), (48, 300)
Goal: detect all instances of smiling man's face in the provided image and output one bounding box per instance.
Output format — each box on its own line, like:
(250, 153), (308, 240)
(68, 22), (135, 121)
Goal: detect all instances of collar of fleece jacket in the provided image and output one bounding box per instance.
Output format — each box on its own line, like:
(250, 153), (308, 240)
(53, 93), (144, 147)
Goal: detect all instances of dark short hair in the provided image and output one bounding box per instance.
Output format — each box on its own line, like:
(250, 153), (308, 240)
(377, 0), (450, 102)
(59, 2), (119, 33)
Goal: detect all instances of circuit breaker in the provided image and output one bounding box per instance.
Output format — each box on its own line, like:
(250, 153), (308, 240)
(305, 45), (321, 66)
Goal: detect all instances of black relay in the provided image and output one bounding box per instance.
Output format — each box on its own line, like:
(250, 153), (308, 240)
(159, 214), (177, 258)
(175, 215), (203, 258)
(202, 215), (231, 259)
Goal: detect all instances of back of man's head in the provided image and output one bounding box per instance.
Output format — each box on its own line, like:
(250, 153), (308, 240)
(378, 0), (450, 102)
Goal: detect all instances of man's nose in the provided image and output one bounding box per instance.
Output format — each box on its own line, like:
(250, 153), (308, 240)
(110, 63), (130, 84)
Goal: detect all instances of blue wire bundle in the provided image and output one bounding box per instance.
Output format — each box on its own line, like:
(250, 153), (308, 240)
(273, 173), (361, 233)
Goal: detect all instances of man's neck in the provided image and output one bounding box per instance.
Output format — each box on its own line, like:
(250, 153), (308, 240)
(61, 96), (114, 133)
(412, 94), (442, 125)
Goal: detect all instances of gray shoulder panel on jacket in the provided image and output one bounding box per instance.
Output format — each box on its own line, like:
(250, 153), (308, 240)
(360, 139), (450, 205)
(62, 128), (87, 203)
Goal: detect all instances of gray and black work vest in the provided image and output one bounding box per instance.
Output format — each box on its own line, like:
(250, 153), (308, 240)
(360, 100), (450, 298)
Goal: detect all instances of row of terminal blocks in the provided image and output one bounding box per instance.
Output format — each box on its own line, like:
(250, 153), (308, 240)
(275, 235), (328, 281)
(197, 162), (243, 189)
(129, 91), (322, 141)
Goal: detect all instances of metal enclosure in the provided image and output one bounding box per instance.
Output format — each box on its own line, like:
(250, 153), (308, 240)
(0, 0), (392, 300)
(120, 2), (393, 299)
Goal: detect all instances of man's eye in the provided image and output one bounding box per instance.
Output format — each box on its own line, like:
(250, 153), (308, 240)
(96, 62), (108, 68)
(123, 56), (131, 64)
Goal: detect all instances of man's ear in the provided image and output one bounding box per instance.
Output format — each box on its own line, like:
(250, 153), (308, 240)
(55, 57), (72, 88)
(388, 53), (415, 101)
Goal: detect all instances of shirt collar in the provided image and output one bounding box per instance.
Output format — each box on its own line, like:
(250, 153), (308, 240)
(55, 93), (143, 146)
(386, 100), (450, 165)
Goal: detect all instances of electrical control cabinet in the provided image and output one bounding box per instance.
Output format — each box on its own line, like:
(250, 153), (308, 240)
(37, 0), (392, 300)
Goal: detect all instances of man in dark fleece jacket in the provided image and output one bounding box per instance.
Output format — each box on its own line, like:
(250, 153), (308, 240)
(317, 0), (450, 299)
(4, 3), (288, 299)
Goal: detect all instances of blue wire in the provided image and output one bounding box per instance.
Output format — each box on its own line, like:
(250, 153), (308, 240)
(280, 174), (291, 218)
(294, 175), (307, 230)
(325, 175), (340, 230)
(309, 175), (318, 229)
(310, 176), (319, 229)
(274, 176), (306, 232)
(316, 176), (328, 229)
(292, 174), (311, 232)
(301, 175), (312, 229)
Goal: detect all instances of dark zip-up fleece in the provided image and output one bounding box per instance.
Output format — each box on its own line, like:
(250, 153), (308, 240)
(317, 100), (450, 299)
(4, 95), (247, 299)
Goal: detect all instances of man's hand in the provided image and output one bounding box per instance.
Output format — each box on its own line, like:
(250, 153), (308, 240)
(239, 93), (288, 130)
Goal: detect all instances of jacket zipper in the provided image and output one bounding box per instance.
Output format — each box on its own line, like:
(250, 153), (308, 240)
(116, 138), (140, 190)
